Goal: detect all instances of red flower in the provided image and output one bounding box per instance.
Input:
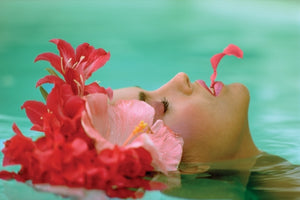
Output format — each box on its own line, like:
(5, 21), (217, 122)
(0, 39), (167, 199)
(35, 39), (112, 97)
(2, 123), (35, 167)
(210, 44), (243, 87)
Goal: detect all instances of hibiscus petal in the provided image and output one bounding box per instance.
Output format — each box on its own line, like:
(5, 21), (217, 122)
(127, 134), (167, 174)
(149, 120), (183, 172)
(21, 101), (47, 131)
(106, 87), (113, 100)
(81, 111), (113, 152)
(108, 100), (155, 146)
(34, 52), (63, 74)
(50, 39), (76, 68)
(81, 93), (113, 151)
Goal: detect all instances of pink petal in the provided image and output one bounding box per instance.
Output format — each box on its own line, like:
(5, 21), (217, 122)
(126, 134), (165, 173)
(50, 39), (76, 68)
(210, 53), (225, 87)
(210, 53), (225, 73)
(81, 93), (113, 151)
(81, 110), (113, 152)
(223, 44), (243, 58)
(106, 87), (113, 100)
(34, 52), (63, 74)
(107, 100), (155, 146)
(149, 120), (183, 172)
(126, 120), (183, 174)
(210, 44), (243, 87)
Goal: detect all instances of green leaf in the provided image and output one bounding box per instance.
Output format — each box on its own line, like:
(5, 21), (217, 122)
(39, 86), (48, 101)
(46, 68), (59, 77)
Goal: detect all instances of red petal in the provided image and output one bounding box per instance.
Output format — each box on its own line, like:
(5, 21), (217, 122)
(84, 82), (107, 95)
(12, 123), (22, 136)
(210, 44), (243, 87)
(36, 75), (64, 88)
(106, 87), (113, 100)
(63, 95), (85, 118)
(210, 53), (225, 87)
(71, 138), (88, 156)
(21, 101), (47, 129)
(64, 68), (84, 95)
(3, 124), (35, 166)
(75, 42), (94, 62)
(84, 51), (110, 79)
(0, 171), (18, 180)
(34, 52), (63, 74)
(223, 44), (243, 58)
(50, 39), (75, 67)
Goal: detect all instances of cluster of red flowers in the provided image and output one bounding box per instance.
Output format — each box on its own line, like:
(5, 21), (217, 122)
(0, 39), (159, 199)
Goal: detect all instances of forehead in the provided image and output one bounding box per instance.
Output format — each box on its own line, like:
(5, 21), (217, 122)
(112, 87), (142, 103)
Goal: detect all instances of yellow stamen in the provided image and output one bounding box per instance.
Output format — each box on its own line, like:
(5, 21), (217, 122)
(123, 121), (148, 146)
(80, 74), (84, 84)
(72, 61), (78, 69)
(73, 79), (82, 95)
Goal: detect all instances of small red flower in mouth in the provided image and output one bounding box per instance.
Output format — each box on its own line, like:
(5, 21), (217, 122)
(210, 44), (243, 88)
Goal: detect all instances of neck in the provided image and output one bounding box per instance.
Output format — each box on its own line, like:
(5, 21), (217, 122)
(233, 120), (261, 160)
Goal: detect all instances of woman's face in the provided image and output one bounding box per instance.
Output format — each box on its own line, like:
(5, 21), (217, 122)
(112, 72), (252, 162)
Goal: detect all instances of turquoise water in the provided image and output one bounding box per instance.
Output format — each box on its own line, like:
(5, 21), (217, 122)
(0, 0), (300, 199)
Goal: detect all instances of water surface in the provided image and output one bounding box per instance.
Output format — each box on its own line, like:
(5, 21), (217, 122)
(0, 0), (299, 199)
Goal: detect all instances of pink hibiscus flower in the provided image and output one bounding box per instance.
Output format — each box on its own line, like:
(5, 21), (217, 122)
(81, 93), (184, 173)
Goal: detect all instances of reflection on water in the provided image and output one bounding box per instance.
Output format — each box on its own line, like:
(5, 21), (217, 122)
(165, 152), (300, 200)
(1, 0), (300, 199)
(1, 152), (300, 199)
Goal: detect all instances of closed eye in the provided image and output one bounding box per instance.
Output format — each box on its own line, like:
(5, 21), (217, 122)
(161, 97), (169, 113)
(138, 91), (147, 101)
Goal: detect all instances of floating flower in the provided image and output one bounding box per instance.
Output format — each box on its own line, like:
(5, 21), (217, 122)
(81, 93), (184, 173)
(0, 39), (183, 199)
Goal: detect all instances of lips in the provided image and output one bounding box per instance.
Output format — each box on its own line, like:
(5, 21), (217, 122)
(196, 80), (224, 96)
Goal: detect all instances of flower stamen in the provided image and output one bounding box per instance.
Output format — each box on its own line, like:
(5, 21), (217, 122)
(73, 79), (82, 96)
(123, 121), (148, 146)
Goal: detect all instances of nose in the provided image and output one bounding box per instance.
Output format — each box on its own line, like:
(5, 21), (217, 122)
(161, 72), (193, 95)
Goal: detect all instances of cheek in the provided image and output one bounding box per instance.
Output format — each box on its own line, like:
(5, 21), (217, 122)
(164, 106), (211, 143)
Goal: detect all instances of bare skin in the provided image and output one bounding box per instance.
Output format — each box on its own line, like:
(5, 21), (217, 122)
(111, 72), (261, 163)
